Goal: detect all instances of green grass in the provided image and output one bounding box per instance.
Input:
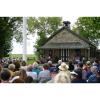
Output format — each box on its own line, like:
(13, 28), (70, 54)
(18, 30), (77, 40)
(9, 54), (37, 64)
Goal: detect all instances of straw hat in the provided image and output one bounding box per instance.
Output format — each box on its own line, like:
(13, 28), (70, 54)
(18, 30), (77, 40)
(59, 62), (69, 71)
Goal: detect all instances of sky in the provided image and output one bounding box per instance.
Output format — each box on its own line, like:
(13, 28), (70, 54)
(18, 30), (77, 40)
(11, 17), (78, 54)
(12, 33), (38, 54)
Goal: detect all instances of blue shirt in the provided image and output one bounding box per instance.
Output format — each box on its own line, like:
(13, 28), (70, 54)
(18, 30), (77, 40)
(87, 74), (97, 83)
(32, 68), (41, 75)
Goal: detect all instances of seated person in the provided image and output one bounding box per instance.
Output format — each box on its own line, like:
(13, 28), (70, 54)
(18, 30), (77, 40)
(71, 69), (87, 83)
(0, 69), (11, 83)
(48, 61), (56, 73)
(38, 63), (51, 83)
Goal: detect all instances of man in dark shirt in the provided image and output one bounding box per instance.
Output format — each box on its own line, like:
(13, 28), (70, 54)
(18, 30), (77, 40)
(71, 69), (87, 83)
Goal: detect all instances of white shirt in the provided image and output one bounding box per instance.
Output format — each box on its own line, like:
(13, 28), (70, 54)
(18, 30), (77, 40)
(9, 76), (20, 83)
(26, 71), (37, 80)
(38, 70), (50, 79)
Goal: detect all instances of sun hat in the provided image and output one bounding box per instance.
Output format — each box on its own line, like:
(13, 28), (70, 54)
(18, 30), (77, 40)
(59, 62), (69, 71)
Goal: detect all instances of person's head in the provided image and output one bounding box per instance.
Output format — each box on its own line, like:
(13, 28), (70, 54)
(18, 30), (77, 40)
(95, 59), (99, 64)
(54, 72), (71, 83)
(43, 63), (49, 70)
(58, 60), (62, 65)
(59, 62), (69, 72)
(48, 60), (52, 66)
(27, 65), (33, 72)
(86, 61), (91, 70)
(91, 66), (97, 74)
(8, 64), (15, 71)
(8, 60), (13, 64)
(19, 69), (27, 80)
(0, 69), (11, 82)
(14, 61), (20, 71)
(12, 78), (25, 83)
(86, 61), (91, 66)
(25, 76), (34, 83)
(21, 61), (27, 66)
(77, 63), (83, 69)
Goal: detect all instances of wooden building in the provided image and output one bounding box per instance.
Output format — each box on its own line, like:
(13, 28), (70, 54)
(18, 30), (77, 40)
(96, 50), (100, 59)
(40, 21), (96, 62)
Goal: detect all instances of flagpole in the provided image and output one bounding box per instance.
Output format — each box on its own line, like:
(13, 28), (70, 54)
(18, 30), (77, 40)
(23, 17), (27, 61)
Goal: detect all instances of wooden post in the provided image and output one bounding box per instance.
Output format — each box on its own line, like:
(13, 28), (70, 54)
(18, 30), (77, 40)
(88, 48), (90, 60)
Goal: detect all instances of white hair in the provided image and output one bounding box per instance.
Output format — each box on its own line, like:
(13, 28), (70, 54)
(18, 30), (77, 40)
(91, 66), (97, 74)
(48, 60), (52, 64)
(58, 60), (62, 65)
(8, 64), (15, 70)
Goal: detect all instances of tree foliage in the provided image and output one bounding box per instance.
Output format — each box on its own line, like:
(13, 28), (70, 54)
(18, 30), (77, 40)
(27, 17), (63, 55)
(0, 17), (22, 58)
(73, 17), (100, 45)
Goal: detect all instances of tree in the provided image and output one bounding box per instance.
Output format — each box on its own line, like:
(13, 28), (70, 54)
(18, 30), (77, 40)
(27, 17), (63, 56)
(73, 17), (100, 45)
(0, 17), (22, 58)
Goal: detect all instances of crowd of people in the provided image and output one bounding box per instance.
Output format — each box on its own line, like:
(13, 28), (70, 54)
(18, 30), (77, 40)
(0, 57), (100, 83)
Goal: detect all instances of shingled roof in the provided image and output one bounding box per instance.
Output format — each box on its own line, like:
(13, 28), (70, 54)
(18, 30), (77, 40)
(40, 26), (96, 49)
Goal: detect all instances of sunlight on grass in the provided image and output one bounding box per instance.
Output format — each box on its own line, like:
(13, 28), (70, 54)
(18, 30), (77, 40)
(9, 54), (37, 64)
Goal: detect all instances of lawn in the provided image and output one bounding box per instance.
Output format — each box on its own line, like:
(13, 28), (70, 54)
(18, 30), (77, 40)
(9, 54), (37, 64)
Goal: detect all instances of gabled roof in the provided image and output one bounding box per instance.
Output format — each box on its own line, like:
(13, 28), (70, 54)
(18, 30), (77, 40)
(41, 42), (88, 49)
(40, 26), (96, 49)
